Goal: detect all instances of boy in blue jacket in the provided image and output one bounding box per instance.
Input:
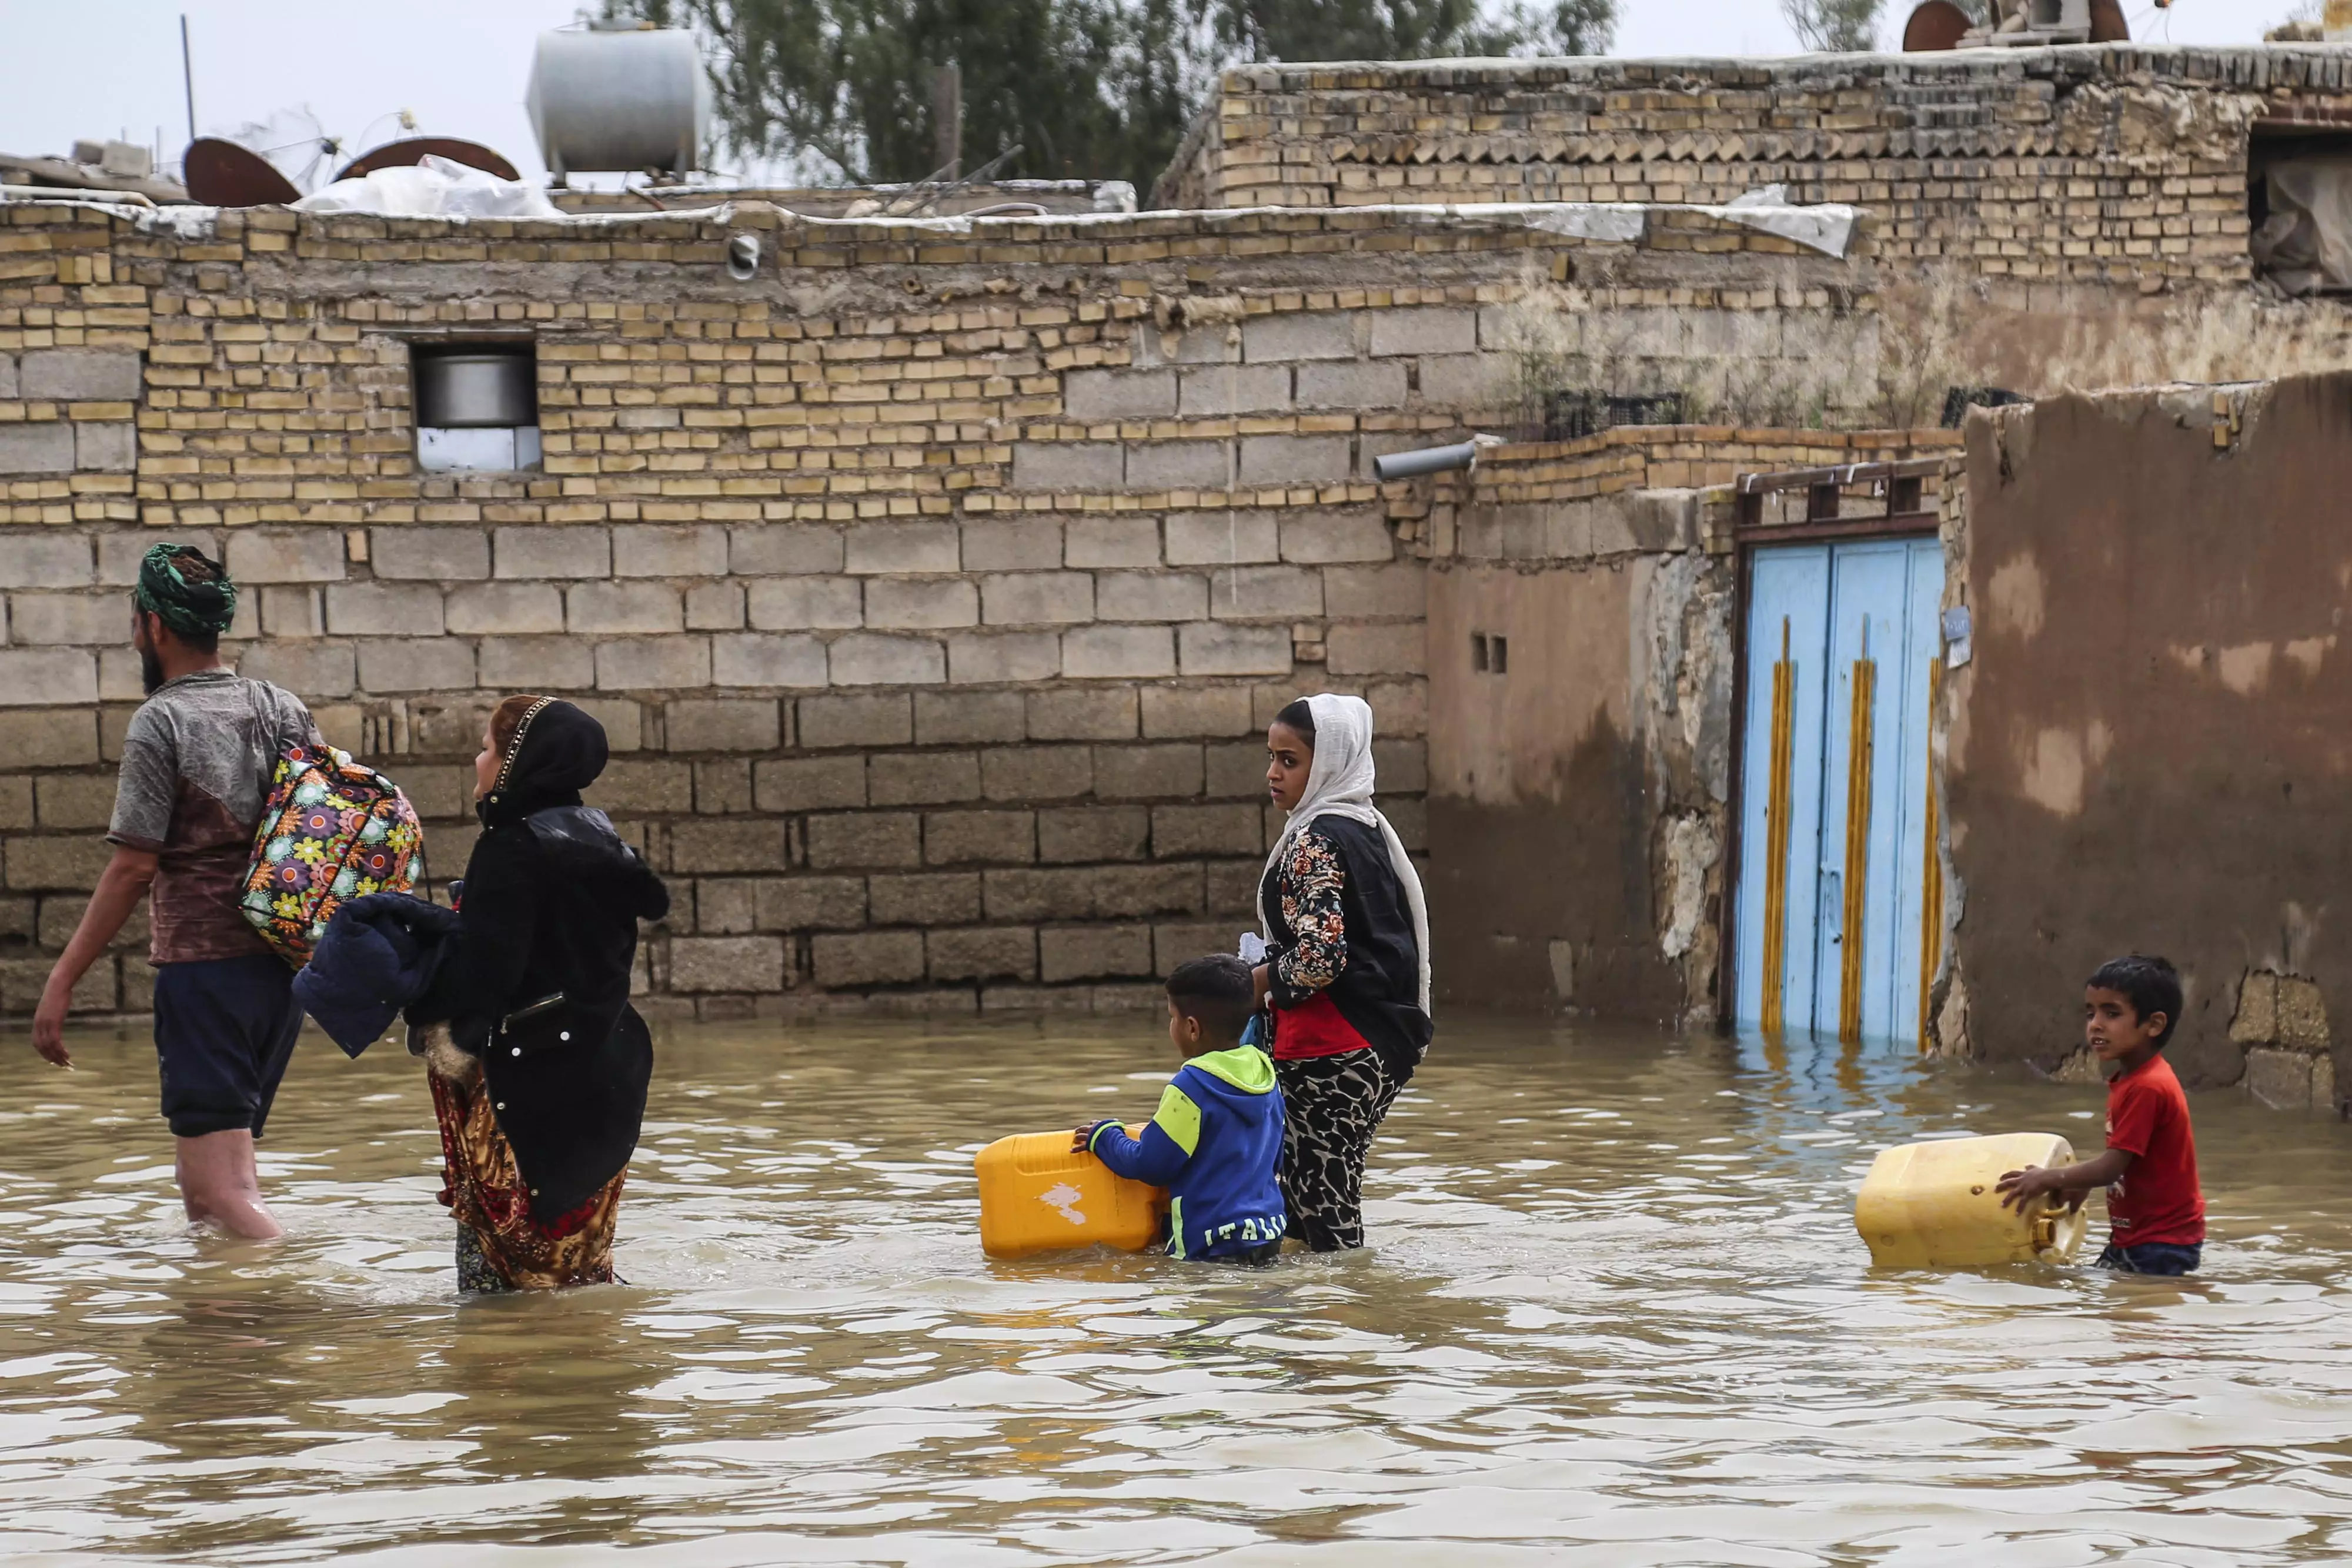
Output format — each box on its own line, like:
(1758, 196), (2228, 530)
(1075, 954), (1288, 1263)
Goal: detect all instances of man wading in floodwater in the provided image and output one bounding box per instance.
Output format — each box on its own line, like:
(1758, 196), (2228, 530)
(29, 544), (320, 1239)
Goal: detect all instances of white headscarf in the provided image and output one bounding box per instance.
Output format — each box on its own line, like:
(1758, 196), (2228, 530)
(1258, 693), (1432, 1017)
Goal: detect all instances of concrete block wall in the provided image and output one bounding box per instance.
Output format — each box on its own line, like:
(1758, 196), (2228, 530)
(0, 348), (140, 480)
(0, 196), (1866, 1017)
(1152, 46), (2348, 286)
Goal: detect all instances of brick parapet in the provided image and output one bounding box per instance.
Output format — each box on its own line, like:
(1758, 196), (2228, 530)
(0, 198), (1863, 531)
(1152, 44), (2330, 285)
(1395, 425), (1962, 562)
(1459, 425), (1963, 504)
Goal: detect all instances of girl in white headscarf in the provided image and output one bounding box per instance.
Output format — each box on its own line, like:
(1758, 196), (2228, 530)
(1250, 694), (1432, 1251)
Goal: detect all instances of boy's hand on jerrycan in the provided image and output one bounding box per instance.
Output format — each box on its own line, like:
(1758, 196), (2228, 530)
(1996, 1165), (2088, 1213)
(1994, 1165), (2049, 1211)
(1071, 1120), (1112, 1154)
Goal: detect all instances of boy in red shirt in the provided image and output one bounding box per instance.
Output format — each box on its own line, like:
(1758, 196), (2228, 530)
(1997, 955), (2206, 1276)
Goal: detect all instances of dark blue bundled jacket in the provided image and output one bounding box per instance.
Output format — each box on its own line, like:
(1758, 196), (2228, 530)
(1086, 1044), (1287, 1259)
(292, 892), (460, 1058)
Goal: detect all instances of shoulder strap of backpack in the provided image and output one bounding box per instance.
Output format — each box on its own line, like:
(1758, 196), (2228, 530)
(240, 676), (302, 786)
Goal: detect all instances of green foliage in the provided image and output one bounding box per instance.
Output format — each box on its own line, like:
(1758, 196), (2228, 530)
(1202, 0), (1474, 61)
(609, 0), (1615, 190)
(1465, 0), (1616, 56)
(613, 0), (1193, 186)
(1780, 0), (1883, 52)
(1204, 0), (1611, 61)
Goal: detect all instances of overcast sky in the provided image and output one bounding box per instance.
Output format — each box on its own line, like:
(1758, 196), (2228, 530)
(0, 0), (2303, 189)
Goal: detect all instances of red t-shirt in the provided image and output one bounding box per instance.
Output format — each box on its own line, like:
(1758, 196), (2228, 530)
(2104, 1054), (2204, 1247)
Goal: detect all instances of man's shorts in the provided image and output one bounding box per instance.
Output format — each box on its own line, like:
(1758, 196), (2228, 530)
(152, 954), (303, 1139)
(2096, 1241), (2202, 1276)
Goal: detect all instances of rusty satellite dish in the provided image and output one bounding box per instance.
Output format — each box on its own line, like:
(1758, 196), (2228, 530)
(182, 137), (301, 206)
(1902, 1), (1974, 49)
(333, 137), (520, 183)
(2088, 0), (2131, 41)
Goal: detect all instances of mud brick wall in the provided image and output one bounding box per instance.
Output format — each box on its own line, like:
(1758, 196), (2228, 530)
(1934, 374), (2352, 1105)
(1155, 45), (2352, 286)
(0, 195), (1863, 1019)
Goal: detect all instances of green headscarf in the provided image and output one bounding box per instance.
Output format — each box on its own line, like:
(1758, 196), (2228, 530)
(132, 543), (239, 639)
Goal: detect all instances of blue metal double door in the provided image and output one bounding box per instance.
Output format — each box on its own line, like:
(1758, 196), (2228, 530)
(1734, 536), (1943, 1044)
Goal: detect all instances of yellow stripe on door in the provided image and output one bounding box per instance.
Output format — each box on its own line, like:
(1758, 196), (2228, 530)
(1760, 618), (1796, 1037)
(1837, 634), (1876, 1045)
(1918, 656), (1943, 1050)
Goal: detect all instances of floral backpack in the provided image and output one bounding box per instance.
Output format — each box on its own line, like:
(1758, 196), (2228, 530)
(240, 742), (426, 967)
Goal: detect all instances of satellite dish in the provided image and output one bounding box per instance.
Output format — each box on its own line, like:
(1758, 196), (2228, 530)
(2088, 0), (2131, 41)
(334, 138), (521, 183)
(182, 137), (302, 206)
(1902, 1), (1973, 49)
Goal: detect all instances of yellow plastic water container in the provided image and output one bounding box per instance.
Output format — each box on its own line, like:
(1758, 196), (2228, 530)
(1853, 1132), (2090, 1268)
(975, 1128), (1167, 1259)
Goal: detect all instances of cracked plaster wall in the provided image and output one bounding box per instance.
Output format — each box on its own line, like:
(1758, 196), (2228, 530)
(1423, 490), (1735, 1024)
(1936, 372), (2352, 1106)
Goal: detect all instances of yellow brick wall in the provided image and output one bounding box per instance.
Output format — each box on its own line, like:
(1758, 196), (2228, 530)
(0, 195), (1886, 1018)
(1155, 46), (2328, 288)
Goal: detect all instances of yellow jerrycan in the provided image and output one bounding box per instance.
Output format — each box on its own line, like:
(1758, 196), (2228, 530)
(1853, 1132), (2090, 1268)
(975, 1128), (1167, 1259)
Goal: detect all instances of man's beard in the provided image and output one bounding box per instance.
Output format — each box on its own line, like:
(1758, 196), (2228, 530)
(139, 641), (165, 695)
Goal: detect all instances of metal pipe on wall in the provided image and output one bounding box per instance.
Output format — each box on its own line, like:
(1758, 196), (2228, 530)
(1372, 441), (1481, 482)
(0, 186), (157, 208)
(180, 15), (196, 146)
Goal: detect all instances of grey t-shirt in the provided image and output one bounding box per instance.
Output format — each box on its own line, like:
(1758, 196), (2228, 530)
(107, 669), (319, 965)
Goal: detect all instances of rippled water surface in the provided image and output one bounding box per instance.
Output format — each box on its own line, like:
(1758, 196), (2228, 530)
(8, 1016), (2352, 1564)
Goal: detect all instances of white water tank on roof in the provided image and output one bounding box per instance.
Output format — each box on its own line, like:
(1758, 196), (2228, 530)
(526, 26), (711, 180)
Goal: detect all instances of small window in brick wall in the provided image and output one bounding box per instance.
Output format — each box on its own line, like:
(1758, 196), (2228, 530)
(1472, 633), (1508, 674)
(2249, 128), (2352, 296)
(412, 342), (541, 472)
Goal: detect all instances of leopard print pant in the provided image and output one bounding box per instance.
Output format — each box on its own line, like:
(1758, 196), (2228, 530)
(1276, 1048), (1403, 1252)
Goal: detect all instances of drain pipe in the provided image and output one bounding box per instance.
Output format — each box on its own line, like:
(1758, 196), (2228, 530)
(0, 185), (157, 208)
(1372, 433), (1502, 482)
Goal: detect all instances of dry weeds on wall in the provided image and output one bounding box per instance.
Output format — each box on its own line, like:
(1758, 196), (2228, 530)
(1495, 265), (2352, 434)
(2027, 289), (2352, 394)
(1488, 274), (1876, 433)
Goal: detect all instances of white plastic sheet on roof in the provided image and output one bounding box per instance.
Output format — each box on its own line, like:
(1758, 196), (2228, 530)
(293, 155), (562, 220)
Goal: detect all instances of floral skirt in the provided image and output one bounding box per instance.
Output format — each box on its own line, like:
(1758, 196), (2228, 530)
(428, 1055), (623, 1292)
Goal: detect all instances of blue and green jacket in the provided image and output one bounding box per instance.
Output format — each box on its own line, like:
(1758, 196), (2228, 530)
(1087, 1045), (1287, 1259)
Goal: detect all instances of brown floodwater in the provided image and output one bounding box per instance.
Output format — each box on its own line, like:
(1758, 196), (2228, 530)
(6, 1015), (2352, 1564)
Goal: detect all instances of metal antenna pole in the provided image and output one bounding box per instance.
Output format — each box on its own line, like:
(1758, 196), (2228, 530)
(180, 15), (196, 145)
(931, 65), (962, 182)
